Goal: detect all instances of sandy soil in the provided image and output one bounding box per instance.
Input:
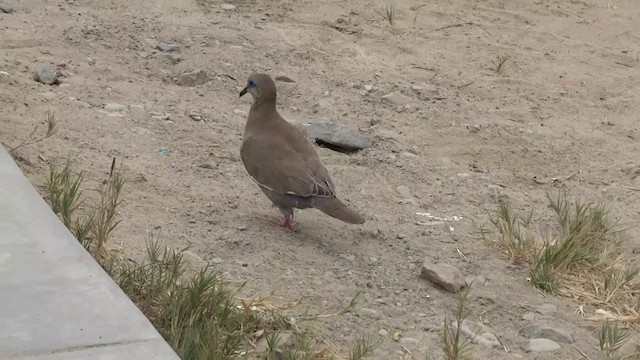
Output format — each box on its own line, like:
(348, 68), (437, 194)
(2, 0), (640, 358)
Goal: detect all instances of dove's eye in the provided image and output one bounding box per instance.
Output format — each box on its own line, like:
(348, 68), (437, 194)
(248, 80), (256, 88)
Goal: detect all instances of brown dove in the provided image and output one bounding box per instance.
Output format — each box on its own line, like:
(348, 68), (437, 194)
(239, 73), (365, 229)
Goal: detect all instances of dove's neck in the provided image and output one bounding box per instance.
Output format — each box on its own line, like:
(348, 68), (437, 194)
(249, 100), (279, 123)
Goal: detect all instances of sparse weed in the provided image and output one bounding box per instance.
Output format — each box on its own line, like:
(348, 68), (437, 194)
(9, 110), (58, 156)
(492, 52), (510, 74)
(44, 159), (375, 359)
(485, 192), (640, 325)
(489, 201), (535, 265)
(385, 3), (396, 28)
(409, 3), (427, 28)
(349, 336), (377, 360)
(440, 287), (474, 360)
(599, 320), (630, 360)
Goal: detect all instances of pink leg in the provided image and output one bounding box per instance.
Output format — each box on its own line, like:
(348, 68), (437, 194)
(277, 210), (296, 229)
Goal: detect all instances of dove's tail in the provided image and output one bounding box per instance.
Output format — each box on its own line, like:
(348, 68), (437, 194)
(313, 197), (366, 224)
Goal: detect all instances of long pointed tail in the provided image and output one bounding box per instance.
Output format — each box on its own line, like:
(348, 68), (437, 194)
(313, 197), (365, 224)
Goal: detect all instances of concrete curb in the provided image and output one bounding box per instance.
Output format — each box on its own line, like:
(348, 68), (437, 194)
(0, 146), (180, 359)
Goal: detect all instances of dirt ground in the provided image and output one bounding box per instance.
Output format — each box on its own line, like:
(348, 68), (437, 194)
(2, 0), (640, 358)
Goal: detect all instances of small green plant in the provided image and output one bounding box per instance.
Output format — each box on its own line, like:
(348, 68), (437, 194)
(349, 336), (377, 360)
(492, 52), (510, 74)
(489, 201), (535, 265)
(440, 287), (474, 360)
(409, 3), (426, 28)
(599, 320), (632, 360)
(384, 3), (396, 28)
(9, 110), (58, 156)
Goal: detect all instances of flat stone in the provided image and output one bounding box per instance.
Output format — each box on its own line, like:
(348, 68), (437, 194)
(420, 262), (466, 293)
(381, 91), (411, 106)
(103, 103), (127, 112)
(221, 3), (236, 10)
(525, 338), (561, 353)
(297, 121), (373, 152)
(34, 67), (58, 85)
(176, 69), (209, 87)
(156, 43), (179, 52)
(535, 303), (557, 316)
(521, 323), (574, 343)
(459, 319), (500, 348)
(0, 3), (14, 13)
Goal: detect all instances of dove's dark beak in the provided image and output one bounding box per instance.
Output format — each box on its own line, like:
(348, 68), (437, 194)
(239, 87), (248, 98)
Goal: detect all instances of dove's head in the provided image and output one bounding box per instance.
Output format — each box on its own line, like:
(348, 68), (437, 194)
(239, 73), (277, 103)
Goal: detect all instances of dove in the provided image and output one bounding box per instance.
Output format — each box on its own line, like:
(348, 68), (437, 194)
(239, 73), (365, 229)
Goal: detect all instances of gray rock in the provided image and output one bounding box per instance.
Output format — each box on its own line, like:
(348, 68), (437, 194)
(411, 85), (423, 92)
(156, 43), (179, 52)
(535, 303), (557, 316)
(525, 338), (561, 353)
(220, 3), (236, 10)
(297, 121), (373, 152)
(459, 319), (501, 348)
(522, 312), (536, 322)
(381, 91), (411, 106)
(176, 69), (209, 87)
(34, 67), (58, 85)
(396, 185), (411, 199)
(378, 329), (388, 336)
(466, 124), (481, 133)
(104, 103), (127, 112)
(158, 148), (170, 156)
(488, 184), (506, 199)
(420, 262), (466, 293)
(188, 111), (203, 121)
(521, 323), (574, 343)
(0, 2), (13, 13)
(364, 84), (374, 92)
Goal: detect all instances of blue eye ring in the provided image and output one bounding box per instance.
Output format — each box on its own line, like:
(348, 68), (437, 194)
(248, 80), (256, 88)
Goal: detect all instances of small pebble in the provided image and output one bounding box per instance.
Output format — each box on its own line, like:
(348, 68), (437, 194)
(188, 111), (203, 121)
(221, 3), (236, 10)
(104, 103), (127, 112)
(156, 43), (179, 52)
(364, 84), (374, 92)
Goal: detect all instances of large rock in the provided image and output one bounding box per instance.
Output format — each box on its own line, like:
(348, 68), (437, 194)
(296, 121), (372, 152)
(521, 323), (574, 343)
(420, 262), (465, 293)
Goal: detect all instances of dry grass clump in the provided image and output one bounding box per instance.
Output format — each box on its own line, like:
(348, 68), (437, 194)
(483, 193), (639, 325)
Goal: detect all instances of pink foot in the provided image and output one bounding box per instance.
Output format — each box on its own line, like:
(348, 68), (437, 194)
(278, 212), (296, 229)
